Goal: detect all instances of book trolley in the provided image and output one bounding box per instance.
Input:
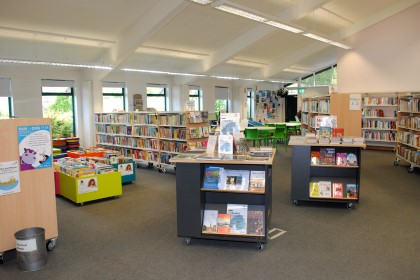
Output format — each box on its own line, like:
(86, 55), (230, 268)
(289, 142), (365, 209)
(0, 118), (58, 263)
(170, 151), (274, 250)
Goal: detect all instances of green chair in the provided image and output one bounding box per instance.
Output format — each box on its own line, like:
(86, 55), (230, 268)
(265, 123), (275, 127)
(244, 128), (259, 147)
(274, 124), (287, 151)
(258, 128), (275, 147)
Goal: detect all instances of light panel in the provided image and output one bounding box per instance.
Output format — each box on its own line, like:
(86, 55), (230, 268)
(0, 58), (114, 70)
(264, 20), (302, 34)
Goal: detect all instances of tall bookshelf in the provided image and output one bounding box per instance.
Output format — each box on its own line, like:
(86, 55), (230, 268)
(361, 94), (398, 149)
(394, 94), (420, 172)
(185, 111), (209, 152)
(300, 95), (330, 135)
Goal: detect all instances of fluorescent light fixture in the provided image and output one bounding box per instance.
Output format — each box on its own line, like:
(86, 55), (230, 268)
(189, 0), (213, 4)
(303, 33), (332, 44)
(330, 41), (351, 50)
(121, 68), (206, 78)
(212, 1), (268, 22)
(0, 58), (114, 70)
(264, 20), (302, 33)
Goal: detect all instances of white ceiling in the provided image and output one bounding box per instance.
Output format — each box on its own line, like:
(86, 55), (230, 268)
(0, 0), (418, 83)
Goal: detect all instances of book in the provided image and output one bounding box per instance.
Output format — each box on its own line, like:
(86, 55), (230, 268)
(220, 113), (240, 135)
(217, 213), (231, 234)
(336, 153), (347, 166)
(247, 211), (264, 236)
(310, 151), (321, 165)
(202, 126), (209, 137)
(249, 171), (265, 192)
(333, 182), (344, 198)
(346, 184), (358, 199)
(222, 169), (250, 191)
(202, 209), (218, 233)
(318, 181), (332, 197)
(202, 166), (224, 189)
(332, 128), (344, 138)
(218, 134), (233, 154)
(227, 204), (248, 234)
(346, 153), (358, 166)
(195, 153), (225, 160)
(320, 148), (336, 165)
(309, 182), (319, 197)
(319, 126), (332, 138)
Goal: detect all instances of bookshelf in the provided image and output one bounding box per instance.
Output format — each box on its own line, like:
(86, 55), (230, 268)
(300, 95), (330, 135)
(361, 94), (398, 149)
(289, 142), (365, 208)
(394, 94), (420, 172)
(170, 153), (274, 249)
(184, 111), (209, 152)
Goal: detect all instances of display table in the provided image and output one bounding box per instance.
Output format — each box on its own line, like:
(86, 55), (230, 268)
(170, 150), (274, 249)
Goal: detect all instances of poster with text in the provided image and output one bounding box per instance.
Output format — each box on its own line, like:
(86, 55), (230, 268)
(349, 94), (362, 110)
(77, 177), (98, 194)
(118, 163), (134, 176)
(18, 125), (52, 171)
(0, 160), (20, 196)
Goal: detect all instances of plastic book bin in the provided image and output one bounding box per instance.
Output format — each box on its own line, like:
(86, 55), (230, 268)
(15, 227), (48, 272)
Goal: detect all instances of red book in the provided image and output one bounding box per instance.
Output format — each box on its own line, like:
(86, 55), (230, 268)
(333, 182), (344, 198)
(217, 214), (231, 234)
(332, 128), (344, 138)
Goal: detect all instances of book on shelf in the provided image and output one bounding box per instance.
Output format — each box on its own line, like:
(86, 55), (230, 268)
(336, 153), (347, 166)
(319, 126), (332, 138)
(332, 128), (344, 138)
(289, 136), (306, 144)
(220, 113), (240, 135)
(196, 153), (225, 160)
(329, 137), (341, 144)
(346, 184), (358, 199)
(318, 137), (331, 144)
(309, 182), (319, 197)
(249, 171), (265, 192)
(233, 132), (250, 155)
(342, 137), (353, 144)
(217, 213), (231, 234)
(318, 181), (332, 198)
(203, 166), (224, 189)
(249, 147), (273, 157)
(222, 169), (250, 191)
(247, 210), (264, 236)
(352, 137), (365, 144)
(202, 126), (210, 137)
(206, 135), (217, 155)
(202, 209), (218, 233)
(218, 134), (233, 154)
(346, 153), (358, 166)
(333, 182), (344, 198)
(320, 148), (336, 165)
(310, 151), (321, 165)
(227, 204), (248, 234)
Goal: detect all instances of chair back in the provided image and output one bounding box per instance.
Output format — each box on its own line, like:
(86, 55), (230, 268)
(274, 125), (286, 138)
(244, 128), (259, 140)
(265, 123), (275, 127)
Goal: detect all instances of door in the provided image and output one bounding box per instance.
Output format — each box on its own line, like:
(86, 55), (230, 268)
(285, 95), (298, 122)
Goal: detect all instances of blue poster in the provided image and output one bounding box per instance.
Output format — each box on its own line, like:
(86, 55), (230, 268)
(18, 125), (52, 171)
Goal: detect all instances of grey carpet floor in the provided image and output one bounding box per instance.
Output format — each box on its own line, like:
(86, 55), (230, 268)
(1, 149), (419, 280)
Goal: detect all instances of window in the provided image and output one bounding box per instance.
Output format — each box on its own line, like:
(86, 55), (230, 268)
(215, 86), (229, 121)
(0, 78), (12, 118)
(41, 80), (75, 137)
(314, 65), (337, 86)
(147, 84), (167, 111)
(301, 73), (315, 87)
(189, 86), (202, 110)
(246, 88), (254, 120)
(103, 82), (126, 112)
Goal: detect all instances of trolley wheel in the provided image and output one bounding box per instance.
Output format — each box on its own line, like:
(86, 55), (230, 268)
(293, 200), (298, 206)
(347, 203), (354, 209)
(0, 254), (4, 264)
(161, 168), (167, 173)
(185, 237), (191, 245)
(394, 160), (400, 166)
(258, 243), (265, 250)
(148, 162), (154, 168)
(408, 166), (414, 173)
(46, 239), (57, 252)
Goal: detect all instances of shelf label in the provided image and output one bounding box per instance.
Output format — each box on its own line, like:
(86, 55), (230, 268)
(16, 238), (37, 252)
(350, 94), (362, 110)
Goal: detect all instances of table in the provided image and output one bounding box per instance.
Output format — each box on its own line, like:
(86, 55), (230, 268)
(266, 122), (301, 127)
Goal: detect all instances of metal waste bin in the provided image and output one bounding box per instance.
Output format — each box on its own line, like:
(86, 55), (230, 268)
(15, 227), (47, 271)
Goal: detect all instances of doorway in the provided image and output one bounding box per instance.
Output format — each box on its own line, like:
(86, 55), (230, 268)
(285, 95), (298, 122)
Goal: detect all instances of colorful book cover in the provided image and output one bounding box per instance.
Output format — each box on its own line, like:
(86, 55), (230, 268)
(346, 184), (358, 199)
(333, 182), (344, 198)
(218, 134), (233, 154)
(320, 148), (336, 165)
(310, 151), (321, 165)
(347, 153), (358, 166)
(249, 171), (265, 192)
(247, 211), (264, 236)
(332, 128), (345, 138)
(222, 169), (250, 191)
(318, 181), (332, 197)
(227, 204), (248, 234)
(217, 213), (231, 234)
(202, 166), (223, 189)
(336, 153), (347, 166)
(202, 209), (218, 233)
(309, 182), (319, 197)
(319, 126), (332, 138)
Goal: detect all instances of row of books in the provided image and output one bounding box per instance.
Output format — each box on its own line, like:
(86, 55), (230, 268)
(309, 181), (358, 199)
(54, 157), (116, 177)
(188, 111), (208, 124)
(189, 126), (209, 139)
(158, 114), (185, 126)
(398, 116), (420, 130)
(159, 127), (186, 140)
(203, 166), (265, 192)
(311, 149), (358, 166)
(397, 146), (420, 165)
(397, 131), (420, 147)
(363, 96), (398, 106)
(362, 120), (396, 129)
(202, 205), (264, 235)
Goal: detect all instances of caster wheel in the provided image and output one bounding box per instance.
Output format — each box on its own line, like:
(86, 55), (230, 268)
(394, 160), (399, 166)
(0, 255), (4, 264)
(185, 237), (191, 245)
(158, 168), (162, 173)
(347, 203), (353, 209)
(148, 163), (153, 168)
(80, 202), (84, 206)
(258, 243), (265, 250)
(408, 167), (414, 173)
(46, 239), (56, 252)
(293, 200), (298, 206)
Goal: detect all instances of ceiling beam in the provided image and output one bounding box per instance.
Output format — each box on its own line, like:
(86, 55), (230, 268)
(278, 0), (333, 22)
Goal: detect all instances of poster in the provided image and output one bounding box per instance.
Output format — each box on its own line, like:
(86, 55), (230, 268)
(349, 94), (361, 110)
(18, 125), (52, 171)
(220, 113), (240, 135)
(0, 160), (20, 196)
(118, 163), (134, 176)
(77, 177), (98, 194)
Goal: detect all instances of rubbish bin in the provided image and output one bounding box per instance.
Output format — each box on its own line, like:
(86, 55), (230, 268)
(15, 227), (47, 271)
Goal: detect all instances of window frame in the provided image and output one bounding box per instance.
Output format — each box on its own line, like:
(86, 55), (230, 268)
(102, 86), (126, 111)
(189, 86), (202, 111)
(146, 84), (167, 111)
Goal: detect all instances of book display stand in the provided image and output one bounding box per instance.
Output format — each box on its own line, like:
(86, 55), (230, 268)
(170, 151), (274, 250)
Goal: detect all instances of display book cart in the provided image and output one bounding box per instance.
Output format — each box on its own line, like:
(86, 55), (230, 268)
(361, 94), (398, 149)
(394, 94), (420, 172)
(289, 140), (366, 209)
(300, 95), (330, 135)
(94, 111), (209, 173)
(170, 151), (274, 250)
(0, 118), (58, 263)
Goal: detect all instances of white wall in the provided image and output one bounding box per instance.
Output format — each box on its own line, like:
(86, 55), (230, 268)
(338, 2), (420, 93)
